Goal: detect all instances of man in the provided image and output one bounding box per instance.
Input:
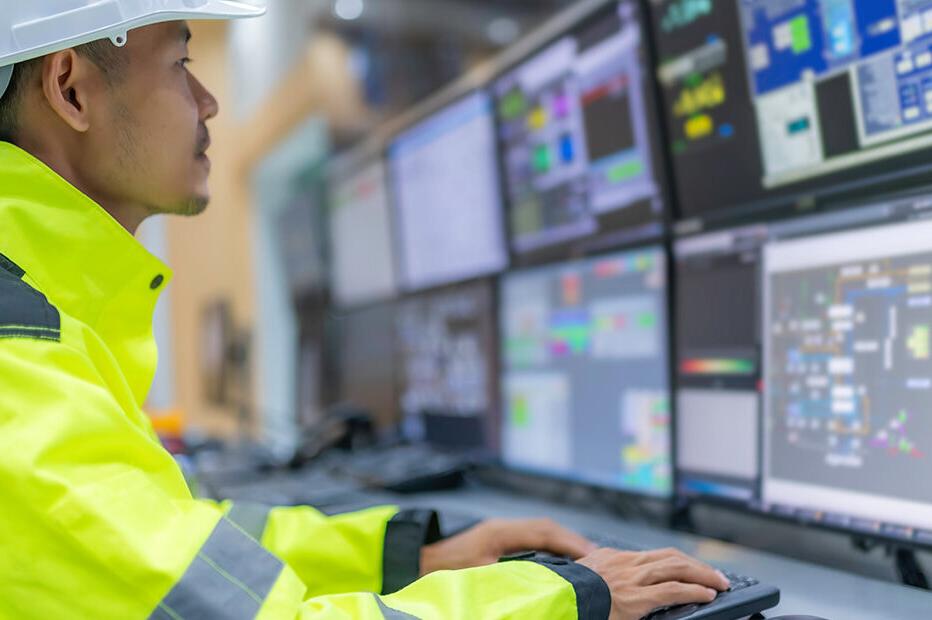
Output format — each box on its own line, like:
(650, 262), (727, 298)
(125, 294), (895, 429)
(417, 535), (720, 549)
(0, 2), (730, 618)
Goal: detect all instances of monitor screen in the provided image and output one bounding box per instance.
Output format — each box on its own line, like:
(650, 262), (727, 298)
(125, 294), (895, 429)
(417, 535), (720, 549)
(277, 195), (327, 300)
(389, 91), (508, 291)
(760, 192), (932, 546)
(500, 246), (672, 496)
(395, 280), (498, 448)
(333, 301), (400, 431)
(328, 158), (397, 307)
(494, 0), (667, 259)
(651, 0), (932, 223)
(296, 320), (326, 432)
(650, 0), (769, 220)
(201, 300), (234, 407)
(673, 225), (767, 503)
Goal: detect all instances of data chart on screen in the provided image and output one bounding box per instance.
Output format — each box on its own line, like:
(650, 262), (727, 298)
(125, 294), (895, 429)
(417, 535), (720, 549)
(763, 216), (932, 535)
(396, 281), (495, 420)
(328, 159), (397, 307)
(494, 0), (666, 256)
(389, 91), (508, 291)
(652, 0), (932, 221)
(500, 246), (672, 496)
(740, 1), (932, 186)
(673, 224), (768, 502)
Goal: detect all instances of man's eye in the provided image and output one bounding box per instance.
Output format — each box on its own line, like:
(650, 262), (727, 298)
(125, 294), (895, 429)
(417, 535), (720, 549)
(178, 57), (192, 68)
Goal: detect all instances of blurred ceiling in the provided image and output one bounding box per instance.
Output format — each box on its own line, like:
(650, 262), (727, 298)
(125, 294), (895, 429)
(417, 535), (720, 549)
(317, 0), (575, 143)
(319, 0), (572, 45)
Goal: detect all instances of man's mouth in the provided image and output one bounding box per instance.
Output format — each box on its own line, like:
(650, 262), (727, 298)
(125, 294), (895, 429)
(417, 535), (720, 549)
(196, 151), (211, 172)
(196, 125), (212, 159)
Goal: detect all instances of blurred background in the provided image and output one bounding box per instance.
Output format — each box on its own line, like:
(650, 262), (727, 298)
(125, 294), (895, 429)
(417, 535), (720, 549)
(142, 0), (577, 455)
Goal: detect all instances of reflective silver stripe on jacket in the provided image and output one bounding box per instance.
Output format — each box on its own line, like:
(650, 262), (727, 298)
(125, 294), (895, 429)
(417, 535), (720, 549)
(148, 517), (284, 620)
(227, 501), (272, 541)
(374, 595), (421, 619)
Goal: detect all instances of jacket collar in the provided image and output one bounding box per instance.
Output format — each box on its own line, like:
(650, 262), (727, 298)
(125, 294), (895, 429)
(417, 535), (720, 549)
(0, 141), (173, 404)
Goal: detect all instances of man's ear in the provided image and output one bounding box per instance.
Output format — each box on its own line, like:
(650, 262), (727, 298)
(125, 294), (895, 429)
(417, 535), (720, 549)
(40, 50), (98, 133)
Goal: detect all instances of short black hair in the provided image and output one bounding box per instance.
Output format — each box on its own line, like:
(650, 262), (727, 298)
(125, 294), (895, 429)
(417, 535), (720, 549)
(0, 40), (128, 143)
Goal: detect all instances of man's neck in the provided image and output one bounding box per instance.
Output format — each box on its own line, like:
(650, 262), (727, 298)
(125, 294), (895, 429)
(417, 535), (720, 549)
(14, 137), (149, 235)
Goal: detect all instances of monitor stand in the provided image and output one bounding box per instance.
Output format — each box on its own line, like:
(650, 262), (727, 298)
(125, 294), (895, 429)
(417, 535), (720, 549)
(670, 500), (697, 534)
(894, 547), (930, 590)
(853, 536), (930, 590)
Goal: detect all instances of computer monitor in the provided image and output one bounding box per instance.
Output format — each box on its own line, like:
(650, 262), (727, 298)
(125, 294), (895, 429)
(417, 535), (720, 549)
(760, 191), (932, 547)
(295, 306), (330, 433)
(673, 225), (767, 503)
(333, 301), (400, 432)
(277, 194), (327, 301)
(201, 299), (235, 407)
(328, 154), (397, 307)
(494, 0), (667, 260)
(499, 245), (672, 497)
(395, 280), (498, 450)
(388, 91), (508, 291)
(649, 0), (769, 221)
(651, 0), (932, 223)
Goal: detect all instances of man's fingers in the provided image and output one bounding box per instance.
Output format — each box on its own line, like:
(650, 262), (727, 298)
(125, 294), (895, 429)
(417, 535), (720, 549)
(626, 548), (729, 588)
(536, 522), (599, 558)
(640, 556), (730, 590)
(641, 582), (719, 611)
(497, 519), (598, 558)
(630, 547), (688, 564)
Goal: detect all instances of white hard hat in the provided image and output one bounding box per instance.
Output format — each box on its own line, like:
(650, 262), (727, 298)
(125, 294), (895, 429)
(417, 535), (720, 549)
(0, 0), (267, 98)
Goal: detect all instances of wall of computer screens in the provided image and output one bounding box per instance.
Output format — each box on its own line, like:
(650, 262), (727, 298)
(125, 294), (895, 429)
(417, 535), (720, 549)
(315, 0), (932, 551)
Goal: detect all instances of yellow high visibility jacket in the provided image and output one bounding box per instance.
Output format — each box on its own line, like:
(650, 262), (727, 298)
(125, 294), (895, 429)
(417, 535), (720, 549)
(0, 142), (610, 619)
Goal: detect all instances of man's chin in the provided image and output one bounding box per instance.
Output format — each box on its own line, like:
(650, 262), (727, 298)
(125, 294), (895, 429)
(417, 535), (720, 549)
(175, 195), (209, 217)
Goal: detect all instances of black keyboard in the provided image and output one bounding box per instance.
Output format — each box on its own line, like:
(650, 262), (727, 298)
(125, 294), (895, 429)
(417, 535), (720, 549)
(589, 534), (780, 620)
(332, 444), (469, 493)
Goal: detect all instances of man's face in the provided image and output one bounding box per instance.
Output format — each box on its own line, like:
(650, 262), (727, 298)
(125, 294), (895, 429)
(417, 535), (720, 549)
(86, 21), (218, 217)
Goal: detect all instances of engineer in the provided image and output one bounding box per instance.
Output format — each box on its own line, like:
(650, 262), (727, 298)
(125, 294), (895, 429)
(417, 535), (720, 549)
(0, 2), (729, 618)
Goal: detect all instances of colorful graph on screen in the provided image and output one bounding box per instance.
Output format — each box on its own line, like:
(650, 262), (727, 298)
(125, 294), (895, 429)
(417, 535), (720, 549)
(681, 357), (756, 376)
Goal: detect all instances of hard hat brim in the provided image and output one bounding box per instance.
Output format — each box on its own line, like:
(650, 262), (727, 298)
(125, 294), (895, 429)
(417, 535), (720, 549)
(0, 1), (266, 99)
(0, 1), (267, 72)
(196, 1), (267, 19)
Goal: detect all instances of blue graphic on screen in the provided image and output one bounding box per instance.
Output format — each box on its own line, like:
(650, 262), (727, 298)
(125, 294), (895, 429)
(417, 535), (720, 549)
(740, 0), (900, 96)
(860, 32), (932, 137)
(823, 0), (857, 58)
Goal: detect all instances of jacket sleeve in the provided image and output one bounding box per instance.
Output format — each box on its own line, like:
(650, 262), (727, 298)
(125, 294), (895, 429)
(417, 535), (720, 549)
(287, 557), (610, 620)
(218, 500), (442, 597)
(0, 335), (610, 620)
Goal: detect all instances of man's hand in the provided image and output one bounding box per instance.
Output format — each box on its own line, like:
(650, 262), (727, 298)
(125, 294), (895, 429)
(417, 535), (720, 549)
(420, 518), (598, 575)
(578, 547), (731, 620)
